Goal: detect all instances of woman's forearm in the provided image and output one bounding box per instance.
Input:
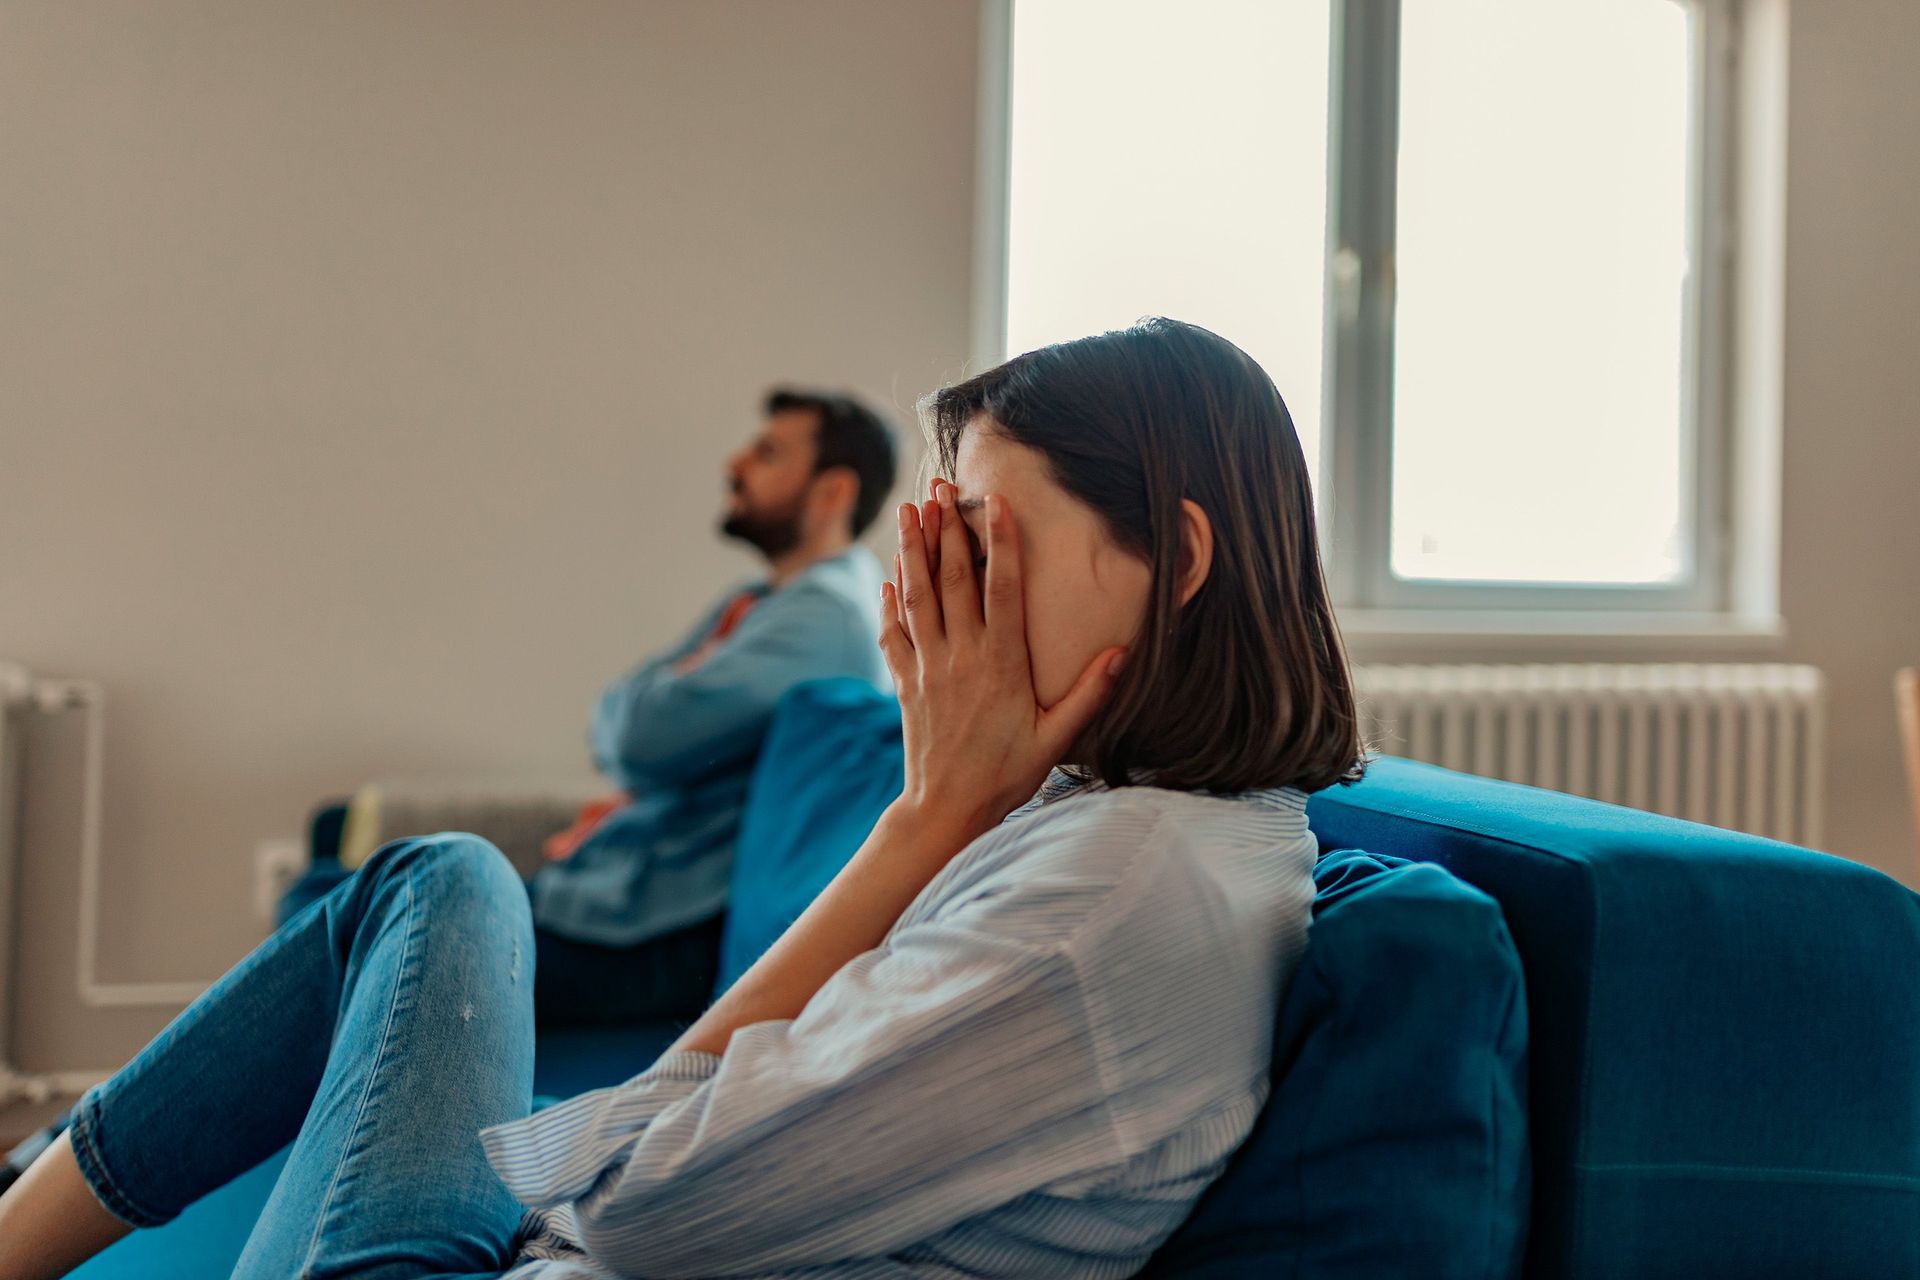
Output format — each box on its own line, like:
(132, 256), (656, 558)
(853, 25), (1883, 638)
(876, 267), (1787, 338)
(670, 800), (988, 1058)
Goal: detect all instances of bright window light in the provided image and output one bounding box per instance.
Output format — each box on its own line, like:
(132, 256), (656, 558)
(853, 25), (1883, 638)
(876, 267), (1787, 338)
(1005, 0), (1333, 482)
(1002, 0), (1722, 608)
(1390, 0), (1695, 586)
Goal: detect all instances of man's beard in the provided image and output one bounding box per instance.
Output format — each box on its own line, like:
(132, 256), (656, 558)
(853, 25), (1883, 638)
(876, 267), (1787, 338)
(720, 495), (805, 559)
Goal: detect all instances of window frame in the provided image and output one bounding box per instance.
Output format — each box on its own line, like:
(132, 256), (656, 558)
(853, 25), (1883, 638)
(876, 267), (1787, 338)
(981, 0), (1747, 622)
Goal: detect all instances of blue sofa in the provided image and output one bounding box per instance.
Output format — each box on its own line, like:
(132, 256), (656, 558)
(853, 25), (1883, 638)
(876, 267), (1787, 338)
(75, 679), (1920, 1278)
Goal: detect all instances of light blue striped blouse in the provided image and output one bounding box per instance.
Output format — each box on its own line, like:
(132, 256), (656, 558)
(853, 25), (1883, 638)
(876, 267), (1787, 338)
(484, 768), (1318, 1279)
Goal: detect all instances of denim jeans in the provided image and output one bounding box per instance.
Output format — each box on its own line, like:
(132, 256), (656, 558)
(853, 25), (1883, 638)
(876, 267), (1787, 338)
(70, 834), (536, 1280)
(281, 858), (725, 1028)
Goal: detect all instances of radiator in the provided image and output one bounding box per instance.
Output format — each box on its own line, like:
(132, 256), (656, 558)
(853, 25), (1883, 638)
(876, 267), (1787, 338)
(1354, 663), (1826, 846)
(0, 663), (147, 1103)
(0, 664), (33, 1086)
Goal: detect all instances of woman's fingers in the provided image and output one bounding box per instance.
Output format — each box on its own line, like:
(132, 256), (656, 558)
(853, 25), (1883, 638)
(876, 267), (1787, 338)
(896, 501), (943, 649)
(934, 481), (982, 638)
(893, 551), (908, 634)
(981, 494), (1027, 671)
(1037, 645), (1129, 757)
(877, 579), (913, 681)
(920, 489), (941, 583)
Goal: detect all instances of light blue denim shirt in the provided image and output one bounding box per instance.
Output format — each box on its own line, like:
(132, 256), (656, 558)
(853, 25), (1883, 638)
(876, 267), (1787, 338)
(489, 770), (1318, 1278)
(530, 547), (889, 947)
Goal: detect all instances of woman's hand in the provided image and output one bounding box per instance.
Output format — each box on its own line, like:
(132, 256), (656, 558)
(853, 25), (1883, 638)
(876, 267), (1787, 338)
(667, 482), (1123, 1060)
(879, 479), (1127, 846)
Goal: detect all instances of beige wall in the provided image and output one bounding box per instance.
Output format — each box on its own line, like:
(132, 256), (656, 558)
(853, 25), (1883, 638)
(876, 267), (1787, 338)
(4, 0), (1920, 1074)
(1774, 0), (1920, 884)
(0, 0), (979, 1069)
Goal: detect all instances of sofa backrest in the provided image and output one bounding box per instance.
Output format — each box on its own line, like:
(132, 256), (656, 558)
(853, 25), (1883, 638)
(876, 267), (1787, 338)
(731, 681), (1920, 1278)
(719, 678), (902, 994)
(1309, 758), (1920, 1279)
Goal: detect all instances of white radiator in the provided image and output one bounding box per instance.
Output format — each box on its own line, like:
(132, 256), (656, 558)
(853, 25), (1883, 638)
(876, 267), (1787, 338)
(0, 664), (37, 1093)
(1354, 663), (1826, 846)
(0, 662), (163, 1104)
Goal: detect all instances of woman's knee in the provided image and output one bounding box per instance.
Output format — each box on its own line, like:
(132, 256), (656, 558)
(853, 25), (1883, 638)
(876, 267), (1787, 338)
(364, 833), (525, 913)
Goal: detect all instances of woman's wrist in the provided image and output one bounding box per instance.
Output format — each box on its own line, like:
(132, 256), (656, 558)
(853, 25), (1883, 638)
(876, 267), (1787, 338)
(882, 791), (1007, 857)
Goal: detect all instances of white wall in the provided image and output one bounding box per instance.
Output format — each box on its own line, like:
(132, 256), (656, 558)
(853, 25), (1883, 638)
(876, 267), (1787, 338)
(0, 0), (979, 1070)
(3, 0), (1918, 1075)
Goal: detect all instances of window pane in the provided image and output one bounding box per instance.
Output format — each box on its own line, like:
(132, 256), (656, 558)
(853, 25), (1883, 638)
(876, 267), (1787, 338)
(1007, 0), (1332, 482)
(1390, 0), (1694, 585)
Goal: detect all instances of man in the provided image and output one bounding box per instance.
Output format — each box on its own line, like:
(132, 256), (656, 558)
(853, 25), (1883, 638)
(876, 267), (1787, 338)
(530, 387), (895, 1025)
(0, 389), (897, 1196)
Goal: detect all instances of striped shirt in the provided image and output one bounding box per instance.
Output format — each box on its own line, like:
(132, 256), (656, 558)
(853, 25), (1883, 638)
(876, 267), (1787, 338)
(485, 769), (1317, 1279)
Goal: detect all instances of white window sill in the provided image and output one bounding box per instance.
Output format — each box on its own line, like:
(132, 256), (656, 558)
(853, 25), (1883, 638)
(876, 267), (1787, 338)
(1338, 609), (1786, 658)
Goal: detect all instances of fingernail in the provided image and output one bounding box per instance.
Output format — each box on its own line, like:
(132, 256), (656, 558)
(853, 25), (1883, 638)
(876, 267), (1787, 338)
(1108, 651), (1128, 677)
(937, 482), (954, 508)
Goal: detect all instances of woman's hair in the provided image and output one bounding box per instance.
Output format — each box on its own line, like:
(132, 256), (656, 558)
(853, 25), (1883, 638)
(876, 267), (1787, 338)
(923, 317), (1364, 794)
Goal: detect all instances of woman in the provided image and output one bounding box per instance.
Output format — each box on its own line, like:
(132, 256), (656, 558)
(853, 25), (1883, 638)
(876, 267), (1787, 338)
(0, 318), (1362, 1280)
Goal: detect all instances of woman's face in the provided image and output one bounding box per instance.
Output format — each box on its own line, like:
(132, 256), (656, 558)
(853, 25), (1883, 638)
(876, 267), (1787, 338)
(949, 421), (1151, 707)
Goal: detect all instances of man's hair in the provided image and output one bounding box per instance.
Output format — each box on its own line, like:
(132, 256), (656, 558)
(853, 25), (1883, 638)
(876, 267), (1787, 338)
(764, 388), (898, 537)
(923, 317), (1364, 795)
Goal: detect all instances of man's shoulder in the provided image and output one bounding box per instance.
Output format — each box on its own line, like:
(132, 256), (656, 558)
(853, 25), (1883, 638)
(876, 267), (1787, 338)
(788, 546), (883, 599)
(728, 548), (881, 651)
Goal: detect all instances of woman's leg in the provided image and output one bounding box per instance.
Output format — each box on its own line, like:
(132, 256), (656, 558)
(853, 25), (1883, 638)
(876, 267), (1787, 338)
(0, 833), (535, 1280)
(0, 1133), (129, 1279)
(229, 833), (534, 1278)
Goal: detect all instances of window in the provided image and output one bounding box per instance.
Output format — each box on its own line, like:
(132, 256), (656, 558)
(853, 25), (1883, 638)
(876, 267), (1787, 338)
(993, 0), (1741, 618)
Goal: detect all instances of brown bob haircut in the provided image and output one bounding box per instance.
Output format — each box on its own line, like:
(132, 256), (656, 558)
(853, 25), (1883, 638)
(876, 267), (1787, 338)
(925, 317), (1364, 795)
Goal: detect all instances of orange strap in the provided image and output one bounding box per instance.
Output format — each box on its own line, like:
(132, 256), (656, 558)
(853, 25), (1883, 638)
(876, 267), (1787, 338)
(543, 793), (627, 863)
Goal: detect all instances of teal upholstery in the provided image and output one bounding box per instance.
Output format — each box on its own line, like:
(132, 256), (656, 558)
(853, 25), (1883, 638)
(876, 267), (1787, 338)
(716, 678), (902, 993)
(1308, 757), (1920, 1279)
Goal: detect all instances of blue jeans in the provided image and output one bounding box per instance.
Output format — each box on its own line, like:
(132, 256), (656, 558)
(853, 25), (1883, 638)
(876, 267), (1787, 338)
(70, 834), (535, 1279)
(282, 858), (725, 1028)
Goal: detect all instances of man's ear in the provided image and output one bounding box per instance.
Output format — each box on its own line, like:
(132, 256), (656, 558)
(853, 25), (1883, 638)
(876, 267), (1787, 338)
(810, 465), (861, 529)
(1176, 498), (1215, 606)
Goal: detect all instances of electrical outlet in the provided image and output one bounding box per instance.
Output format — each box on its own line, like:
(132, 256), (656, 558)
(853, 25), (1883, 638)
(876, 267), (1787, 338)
(252, 837), (306, 924)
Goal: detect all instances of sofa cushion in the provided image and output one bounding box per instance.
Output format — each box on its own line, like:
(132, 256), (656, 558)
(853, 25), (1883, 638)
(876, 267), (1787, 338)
(1141, 847), (1530, 1279)
(717, 677), (902, 994)
(1307, 757), (1920, 1280)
